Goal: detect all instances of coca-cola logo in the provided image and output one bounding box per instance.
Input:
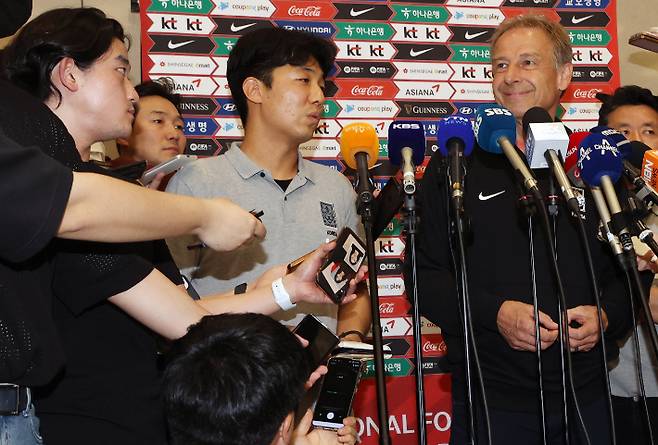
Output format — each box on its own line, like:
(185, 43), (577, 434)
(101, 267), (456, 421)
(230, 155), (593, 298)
(422, 339), (447, 353)
(423, 341), (439, 352)
(287, 5), (321, 17)
(572, 88), (602, 99)
(351, 85), (385, 96)
(379, 302), (395, 314)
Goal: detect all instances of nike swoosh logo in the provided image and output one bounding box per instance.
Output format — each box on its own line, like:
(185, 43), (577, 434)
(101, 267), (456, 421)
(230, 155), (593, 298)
(167, 40), (194, 50)
(350, 7), (374, 17)
(571, 15), (593, 24)
(409, 48), (433, 57)
(465, 30), (488, 40)
(478, 190), (505, 201)
(230, 22), (256, 32)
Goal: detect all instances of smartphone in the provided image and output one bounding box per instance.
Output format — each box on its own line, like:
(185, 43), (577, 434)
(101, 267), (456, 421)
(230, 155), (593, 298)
(141, 154), (197, 184)
(292, 314), (339, 368)
(629, 31), (658, 53)
(316, 228), (367, 304)
(312, 357), (365, 430)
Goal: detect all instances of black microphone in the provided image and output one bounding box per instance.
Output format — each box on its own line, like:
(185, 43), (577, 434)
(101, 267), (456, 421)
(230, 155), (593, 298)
(622, 141), (658, 205)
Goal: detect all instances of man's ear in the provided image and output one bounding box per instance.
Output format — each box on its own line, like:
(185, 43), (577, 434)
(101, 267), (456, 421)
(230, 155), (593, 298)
(52, 57), (80, 93)
(275, 412), (295, 445)
(243, 77), (264, 105)
(557, 62), (573, 93)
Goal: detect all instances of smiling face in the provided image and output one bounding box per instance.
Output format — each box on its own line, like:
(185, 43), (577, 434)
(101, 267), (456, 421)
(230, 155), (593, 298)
(605, 104), (658, 150)
(127, 95), (186, 165)
(255, 58), (326, 146)
(71, 38), (138, 143)
(492, 27), (572, 121)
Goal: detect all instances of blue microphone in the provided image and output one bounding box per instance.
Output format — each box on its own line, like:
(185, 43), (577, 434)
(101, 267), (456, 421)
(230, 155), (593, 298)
(590, 125), (631, 159)
(473, 104), (516, 154)
(388, 120), (426, 194)
(474, 104), (540, 193)
(577, 133), (623, 187)
(578, 132), (631, 249)
(437, 115), (475, 209)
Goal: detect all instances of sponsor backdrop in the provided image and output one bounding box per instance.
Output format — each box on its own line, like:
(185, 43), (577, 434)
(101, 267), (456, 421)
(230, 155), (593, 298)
(140, 1), (618, 443)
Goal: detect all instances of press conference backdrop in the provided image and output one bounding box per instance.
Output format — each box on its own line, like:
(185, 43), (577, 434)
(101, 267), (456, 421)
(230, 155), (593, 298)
(140, 1), (619, 442)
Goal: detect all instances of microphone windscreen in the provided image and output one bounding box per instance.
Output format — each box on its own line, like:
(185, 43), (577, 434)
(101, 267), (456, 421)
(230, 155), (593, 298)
(590, 125), (631, 159)
(339, 122), (379, 170)
(564, 131), (590, 187)
(577, 133), (623, 187)
(437, 115), (475, 157)
(522, 107), (553, 136)
(626, 140), (651, 169)
(474, 104), (516, 154)
(642, 148), (658, 188)
(387, 120), (426, 167)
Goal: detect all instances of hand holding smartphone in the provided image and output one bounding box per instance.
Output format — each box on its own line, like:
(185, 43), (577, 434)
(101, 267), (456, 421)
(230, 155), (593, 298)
(141, 154), (197, 185)
(312, 356), (365, 431)
(315, 228), (367, 304)
(292, 314), (339, 368)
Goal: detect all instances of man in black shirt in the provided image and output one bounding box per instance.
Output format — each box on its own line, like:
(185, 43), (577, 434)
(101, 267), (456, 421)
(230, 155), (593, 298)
(416, 14), (632, 444)
(0, 85), (268, 445)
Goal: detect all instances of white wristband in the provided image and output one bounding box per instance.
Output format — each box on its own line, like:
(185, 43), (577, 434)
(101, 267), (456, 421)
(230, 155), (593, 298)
(272, 278), (296, 311)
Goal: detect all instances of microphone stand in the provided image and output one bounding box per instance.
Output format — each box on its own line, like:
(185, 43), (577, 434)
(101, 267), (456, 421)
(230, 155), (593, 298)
(592, 186), (655, 444)
(401, 188), (427, 445)
(599, 179), (658, 364)
(447, 159), (493, 445)
(357, 176), (391, 445)
(626, 193), (658, 257)
(546, 177), (568, 445)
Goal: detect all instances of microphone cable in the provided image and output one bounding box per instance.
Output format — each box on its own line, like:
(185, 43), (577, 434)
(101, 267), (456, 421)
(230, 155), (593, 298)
(625, 270), (656, 445)
(546, 176), (568, 445)
(531, 186), (593, 445)
(526, 210), (549, 445)
(625, 261), (658, 445)
(443, 160), (492, 445)
(570, 201), (618, 445)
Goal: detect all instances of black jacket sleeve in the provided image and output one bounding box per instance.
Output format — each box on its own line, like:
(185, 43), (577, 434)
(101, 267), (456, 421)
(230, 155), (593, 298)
(0, 132), (72, 263)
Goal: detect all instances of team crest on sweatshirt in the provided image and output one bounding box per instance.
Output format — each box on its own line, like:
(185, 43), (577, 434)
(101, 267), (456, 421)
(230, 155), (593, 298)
(320, 201), (338, 237)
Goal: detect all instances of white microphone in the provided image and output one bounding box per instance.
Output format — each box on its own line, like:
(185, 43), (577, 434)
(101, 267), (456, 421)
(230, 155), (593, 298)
(522, 107), (570, 170)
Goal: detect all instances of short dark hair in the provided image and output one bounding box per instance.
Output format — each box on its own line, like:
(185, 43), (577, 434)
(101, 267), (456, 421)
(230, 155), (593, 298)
(598, 85), (658, 126)
(226, 27), (337, 126)
(135, 77), (181, 110)
(0, 7), (127, 105)
(163, 313), (311, 445)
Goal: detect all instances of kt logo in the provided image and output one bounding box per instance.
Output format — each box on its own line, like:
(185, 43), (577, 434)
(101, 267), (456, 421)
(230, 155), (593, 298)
(378, 240), (395, 254)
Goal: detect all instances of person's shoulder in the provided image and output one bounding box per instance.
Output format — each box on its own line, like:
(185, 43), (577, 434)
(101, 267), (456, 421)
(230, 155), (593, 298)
(175, 155), (229, 179)
(303, 158), (351, 184)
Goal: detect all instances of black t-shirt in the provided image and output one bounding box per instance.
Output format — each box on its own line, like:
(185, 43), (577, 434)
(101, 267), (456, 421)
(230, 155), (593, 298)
(34, 161), (183, 445)
(0, 0), (31, 38)
(0, 79), (74, 386)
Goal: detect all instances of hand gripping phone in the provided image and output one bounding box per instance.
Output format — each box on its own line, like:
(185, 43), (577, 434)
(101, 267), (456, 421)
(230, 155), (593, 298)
(315, 228), (367, 304)
(292, 314), (339, 368)
(141, 154), (197, 184)
(312, 356), (365, 430)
